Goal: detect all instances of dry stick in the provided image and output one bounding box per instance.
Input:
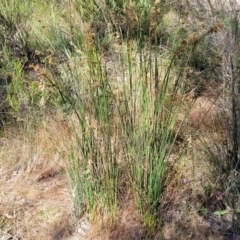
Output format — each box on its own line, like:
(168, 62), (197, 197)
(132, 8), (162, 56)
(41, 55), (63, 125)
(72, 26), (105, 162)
(230, 57), (239, 170)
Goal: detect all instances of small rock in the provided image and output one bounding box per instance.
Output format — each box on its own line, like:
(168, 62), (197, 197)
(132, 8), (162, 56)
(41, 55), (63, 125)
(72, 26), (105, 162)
(77, 218), (91, 236)
(0, 233), (16, 240)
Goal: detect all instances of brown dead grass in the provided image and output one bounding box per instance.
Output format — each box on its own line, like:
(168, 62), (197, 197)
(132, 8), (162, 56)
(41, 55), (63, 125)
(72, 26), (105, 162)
(159, 86), (230, 239)
(161, 143), (226, 240)
(0, 113), (73, 240)
(109, 199), (142, 240)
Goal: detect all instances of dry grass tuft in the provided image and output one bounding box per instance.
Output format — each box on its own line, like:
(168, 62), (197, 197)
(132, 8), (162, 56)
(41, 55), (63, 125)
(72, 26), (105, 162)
(109, 200), (142, 240)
